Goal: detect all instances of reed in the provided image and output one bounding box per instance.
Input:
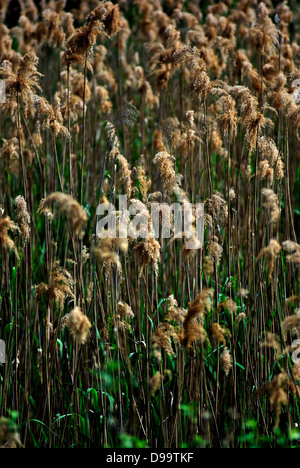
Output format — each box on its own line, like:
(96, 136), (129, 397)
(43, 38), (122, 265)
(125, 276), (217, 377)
(0, 0), (299, 449)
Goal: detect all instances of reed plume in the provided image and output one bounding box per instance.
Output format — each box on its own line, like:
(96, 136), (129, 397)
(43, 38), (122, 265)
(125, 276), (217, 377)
(62, 307), (92, 345)
(15, 195), (30, 244)
(38, 193), (88, 238)
(257, 239), (282, 280)
(221, 348), (233, 376)
(153, 322), (177, 357)
(268, 373), (288, 428)
(0, 215), (20, 258)
(35, 262), (74, 311)
(0, 52), (42, 114)
(262, 188), (281, 224)
(64, 4), (107, 68)
(180, 289), (213, 347)
(248, 3), (278, 55)
(153, 151), (182, 197)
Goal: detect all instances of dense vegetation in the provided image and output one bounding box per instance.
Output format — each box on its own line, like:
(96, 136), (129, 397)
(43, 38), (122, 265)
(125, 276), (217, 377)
(0, 0), (300, 448)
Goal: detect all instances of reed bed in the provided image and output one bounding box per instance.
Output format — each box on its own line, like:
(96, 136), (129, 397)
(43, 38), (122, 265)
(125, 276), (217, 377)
(0, 0), (300, 448)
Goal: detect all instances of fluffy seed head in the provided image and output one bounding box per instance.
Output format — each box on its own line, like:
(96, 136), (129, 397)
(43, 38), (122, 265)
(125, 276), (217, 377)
(63, 307), (92, 345)
(15, 196), (30, 244)
(39, 193), (88, 238)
